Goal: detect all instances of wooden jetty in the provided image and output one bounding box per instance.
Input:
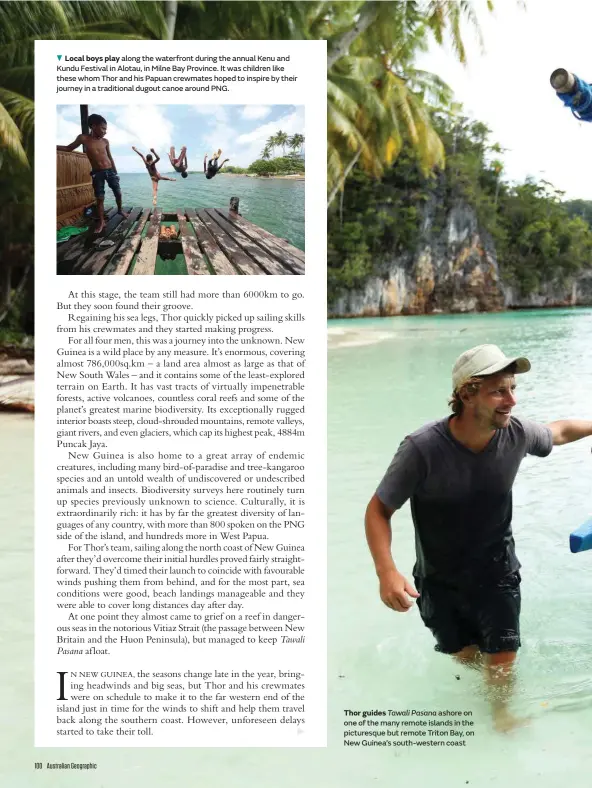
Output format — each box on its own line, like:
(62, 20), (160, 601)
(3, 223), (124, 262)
(56, 199), (305, 276)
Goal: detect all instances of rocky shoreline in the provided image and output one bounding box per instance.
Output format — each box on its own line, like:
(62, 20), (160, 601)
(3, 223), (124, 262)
(329, 201), (592, 318)
(0, 349), (34, 414)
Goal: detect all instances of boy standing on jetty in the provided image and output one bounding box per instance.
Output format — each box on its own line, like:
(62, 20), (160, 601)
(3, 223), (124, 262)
(57, 113), (127, 234)
(132, 147), (176, 206)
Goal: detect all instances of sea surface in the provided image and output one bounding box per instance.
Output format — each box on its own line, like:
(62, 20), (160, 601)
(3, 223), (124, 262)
(105, 172), (305, 251)
(2, 308), (592, 785)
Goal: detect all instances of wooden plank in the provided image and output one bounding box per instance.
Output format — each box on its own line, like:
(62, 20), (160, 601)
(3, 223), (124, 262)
(68, 208), (132, 274)
(131, 209), (161, 275)
(177, 211), (208, 275)
(57, 206), (118, 269)
(216, 209), (305, 274)
(197, 209), (266, 276)
(57, 202), (94, 229)
(221, 208), (305, 262)
(76, 208), (142, 275)
(185, 208), (234, 275)
(203, 209), (288, 275)
(104, 209), (151, 275)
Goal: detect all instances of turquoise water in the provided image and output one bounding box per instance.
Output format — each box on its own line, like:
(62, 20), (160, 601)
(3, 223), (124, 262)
(105, 173), (305, 251)
(3, 309), (592, 785)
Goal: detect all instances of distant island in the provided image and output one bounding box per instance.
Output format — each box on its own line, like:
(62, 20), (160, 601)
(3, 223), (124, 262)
(222, 130), (305, 178)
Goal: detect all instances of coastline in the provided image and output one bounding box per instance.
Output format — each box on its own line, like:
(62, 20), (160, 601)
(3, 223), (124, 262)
(327, 303), (592, 320)
(220, 173), (305, 180)
(0, 350), (34, 414)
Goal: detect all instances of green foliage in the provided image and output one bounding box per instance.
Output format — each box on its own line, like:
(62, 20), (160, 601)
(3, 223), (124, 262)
(223, 165), (248, 174)
(564, 199), (592, 227)
(328, 149), (424, 301)
(328, 110), (592, 303)
(248, 156), (305, 175)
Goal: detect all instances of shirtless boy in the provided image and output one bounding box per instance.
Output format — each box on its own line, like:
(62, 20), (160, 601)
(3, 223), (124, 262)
(57, 113), (127, 234)
(169, 146), (188, 178)
(204, 149), (229, 179)
(132, 147), (176, 206)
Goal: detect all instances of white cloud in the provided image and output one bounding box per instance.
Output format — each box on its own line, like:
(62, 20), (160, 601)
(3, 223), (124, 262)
(94, 104), (174, 153)
(226, 108), (305, 165)
(56, 104), (306, 171)
(190, 105), (229, 125)
(57, 105), (80, 121)
(236, 109), (305, 146)
(56, 114), (83, 145)
(241, 105), (272, 120)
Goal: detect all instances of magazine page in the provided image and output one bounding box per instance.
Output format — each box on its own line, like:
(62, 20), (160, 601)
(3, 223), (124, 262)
(36, 35), (326, 749)
(1, 0), (592, 785)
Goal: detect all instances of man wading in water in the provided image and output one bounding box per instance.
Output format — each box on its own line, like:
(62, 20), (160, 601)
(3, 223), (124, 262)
(365, 344), (592, 732)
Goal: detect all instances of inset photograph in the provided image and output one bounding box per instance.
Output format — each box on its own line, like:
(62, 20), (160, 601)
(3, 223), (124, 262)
(56, 104), (305, 275)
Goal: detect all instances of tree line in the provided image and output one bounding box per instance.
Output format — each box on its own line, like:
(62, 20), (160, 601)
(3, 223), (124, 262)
(328, 111), (592, 303)
(223, 131), (305, 176)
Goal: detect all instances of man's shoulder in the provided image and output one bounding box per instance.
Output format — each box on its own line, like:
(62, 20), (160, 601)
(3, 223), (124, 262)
(505, 415), (542, 438)
(504, 415), (552, 455)
(406, 418), (449, 448)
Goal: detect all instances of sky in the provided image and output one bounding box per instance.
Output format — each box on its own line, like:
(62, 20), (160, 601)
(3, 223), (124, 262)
(416, 0), (592, 201)
(56, 104), (304, 173)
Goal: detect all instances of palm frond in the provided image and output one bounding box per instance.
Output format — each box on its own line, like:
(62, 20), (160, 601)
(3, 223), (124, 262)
(0, 100), (27, 166)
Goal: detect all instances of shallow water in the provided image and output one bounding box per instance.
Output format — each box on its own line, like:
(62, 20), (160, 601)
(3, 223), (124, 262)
(2, 309), (592, 784)
(328, 308), (592, 784)
(105, 172), (305, 251)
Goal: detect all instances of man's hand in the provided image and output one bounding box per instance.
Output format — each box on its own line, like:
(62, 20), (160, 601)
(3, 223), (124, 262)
(378, 569), (419, 612)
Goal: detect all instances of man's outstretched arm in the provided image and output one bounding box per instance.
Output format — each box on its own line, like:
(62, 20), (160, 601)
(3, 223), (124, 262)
(547, 420), (592, 445)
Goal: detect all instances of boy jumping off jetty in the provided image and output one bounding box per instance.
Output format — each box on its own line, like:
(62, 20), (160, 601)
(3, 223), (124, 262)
(204, 149), (229, 179)
(169, 146), (188, 178)
(57, 113), (127, 234)
(132, 147), (176, 206)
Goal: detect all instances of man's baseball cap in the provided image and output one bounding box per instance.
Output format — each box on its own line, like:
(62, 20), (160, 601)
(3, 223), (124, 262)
(452, 344), (531, 391)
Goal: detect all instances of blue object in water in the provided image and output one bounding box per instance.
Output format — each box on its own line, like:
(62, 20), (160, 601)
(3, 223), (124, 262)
(570, 518), (592, 553)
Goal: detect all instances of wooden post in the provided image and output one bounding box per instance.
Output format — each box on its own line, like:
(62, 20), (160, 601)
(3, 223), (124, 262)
(80, 105), (89, 135)
(81, 105), (89, 153)
(229, 196), (240, 215)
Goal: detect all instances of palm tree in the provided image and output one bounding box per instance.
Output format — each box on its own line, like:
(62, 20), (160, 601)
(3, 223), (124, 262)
(325, 0), (499, 205)
(326, 0), (492, 70)
(0, 1), (167, 166)
(289, 133), (305, 157)
(164, 0), (177, 39)
(275, 130), (289, 156)
(261, 145), (272, 161)
(266, 135), (278, 158)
